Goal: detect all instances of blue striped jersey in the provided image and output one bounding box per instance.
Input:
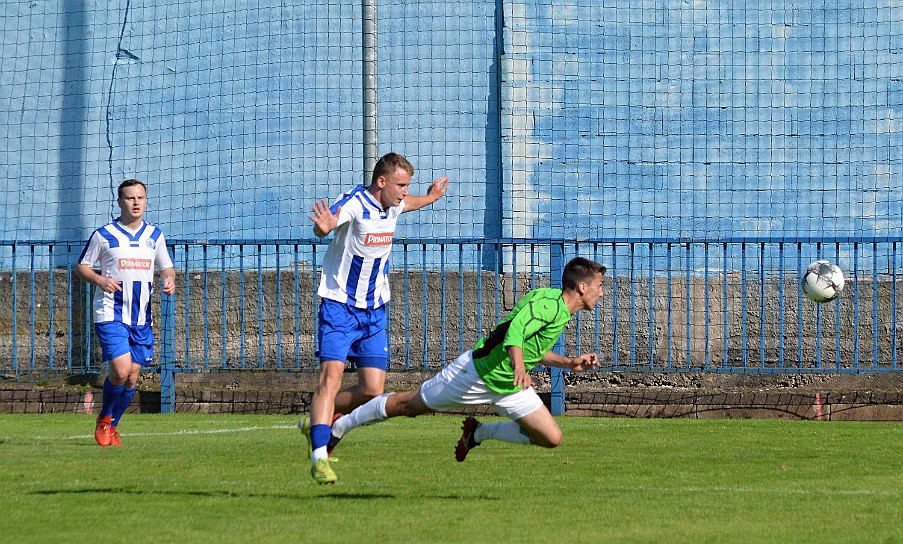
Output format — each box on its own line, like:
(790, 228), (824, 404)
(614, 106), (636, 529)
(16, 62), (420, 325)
(317, 185), (406, 309)
(78, 220), (174, 326)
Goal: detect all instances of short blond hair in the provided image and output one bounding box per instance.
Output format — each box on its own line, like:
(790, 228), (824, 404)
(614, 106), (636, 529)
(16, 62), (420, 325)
(371, 153), (414, 185)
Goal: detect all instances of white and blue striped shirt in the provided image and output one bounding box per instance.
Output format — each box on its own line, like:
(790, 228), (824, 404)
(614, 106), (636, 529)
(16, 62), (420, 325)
(78, 220), (174, 326)
(317, 185), (405, 309)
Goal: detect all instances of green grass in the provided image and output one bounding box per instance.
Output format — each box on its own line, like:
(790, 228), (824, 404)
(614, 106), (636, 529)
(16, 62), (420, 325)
(1, 414), (901, 544)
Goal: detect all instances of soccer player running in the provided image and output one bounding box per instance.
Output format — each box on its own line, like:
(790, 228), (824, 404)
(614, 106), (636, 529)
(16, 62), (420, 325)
(75, 179), (176, 447)
(302, 152), (449, 484)
(328, 257), (605, 469)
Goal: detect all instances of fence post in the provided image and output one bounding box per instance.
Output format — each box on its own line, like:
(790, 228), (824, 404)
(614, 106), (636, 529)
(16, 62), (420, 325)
(549, 243), (565, 416)
(159, 291), (176, 414)
(362, 0), (378, 180)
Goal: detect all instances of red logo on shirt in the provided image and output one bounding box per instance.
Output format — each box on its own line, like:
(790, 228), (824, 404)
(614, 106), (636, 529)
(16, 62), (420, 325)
(119, 258), (152, 270)
(365, 232), (394, 246)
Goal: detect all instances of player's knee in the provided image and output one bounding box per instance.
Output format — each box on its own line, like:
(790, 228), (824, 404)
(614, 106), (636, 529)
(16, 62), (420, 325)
(108, 369), (129, 384)
(358, 384), (384, 400)
(315, 375), (343, 397)
(534, 429), (563, 448)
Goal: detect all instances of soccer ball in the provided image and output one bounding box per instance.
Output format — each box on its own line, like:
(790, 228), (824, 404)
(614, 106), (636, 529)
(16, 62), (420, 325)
(801, 260), (845, 303)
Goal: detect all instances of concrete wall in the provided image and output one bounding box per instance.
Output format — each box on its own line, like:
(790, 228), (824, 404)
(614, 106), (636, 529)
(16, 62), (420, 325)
(3, 268), (902, 372)
(4, 372), (903, 420)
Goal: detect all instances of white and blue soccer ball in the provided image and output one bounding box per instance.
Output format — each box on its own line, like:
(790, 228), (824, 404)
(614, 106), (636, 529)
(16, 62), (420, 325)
(801, 260), (845, 303)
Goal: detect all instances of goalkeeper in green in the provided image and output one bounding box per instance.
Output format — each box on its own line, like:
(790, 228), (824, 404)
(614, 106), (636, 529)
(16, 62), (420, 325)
(327, 256), (606, 468)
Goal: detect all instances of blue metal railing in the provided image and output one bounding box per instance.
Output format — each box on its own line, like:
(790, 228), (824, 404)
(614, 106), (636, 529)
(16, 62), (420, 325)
(1, 237), (902, 376)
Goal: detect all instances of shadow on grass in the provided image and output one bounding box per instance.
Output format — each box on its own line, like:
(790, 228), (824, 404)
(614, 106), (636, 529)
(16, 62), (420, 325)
(31, 487), (500, 501)
(30, 487), (394, 500)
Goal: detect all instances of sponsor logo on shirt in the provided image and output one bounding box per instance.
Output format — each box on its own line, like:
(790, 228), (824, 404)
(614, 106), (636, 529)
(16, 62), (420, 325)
(365, 232), (394, 246)
(119, 258), (152, 270)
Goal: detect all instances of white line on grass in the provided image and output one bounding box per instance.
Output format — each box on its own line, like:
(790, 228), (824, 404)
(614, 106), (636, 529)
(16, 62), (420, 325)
(15, 423), (896, 499)
(37, 424), (298, 441)
(21, 418), (406, 442)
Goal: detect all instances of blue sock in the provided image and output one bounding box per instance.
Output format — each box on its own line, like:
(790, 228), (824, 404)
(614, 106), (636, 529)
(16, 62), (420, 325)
(100, 377), (124, 418)
(310, 424), (332, 450)
(111, 386), (137, 427)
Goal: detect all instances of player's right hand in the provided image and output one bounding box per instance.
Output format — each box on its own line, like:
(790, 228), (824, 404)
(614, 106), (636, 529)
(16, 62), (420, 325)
(513, 367), (534, 390)
(98, 278), (123, 294)
(308, 199), (340, 236)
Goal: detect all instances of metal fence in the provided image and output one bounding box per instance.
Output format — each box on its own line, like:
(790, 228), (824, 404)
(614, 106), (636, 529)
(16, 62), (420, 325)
(1, 237), (901, 377)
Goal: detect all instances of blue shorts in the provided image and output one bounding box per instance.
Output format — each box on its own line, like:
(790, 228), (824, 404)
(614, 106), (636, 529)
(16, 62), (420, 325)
(95, 321), (155, 366)
(317, 298), (388, 370)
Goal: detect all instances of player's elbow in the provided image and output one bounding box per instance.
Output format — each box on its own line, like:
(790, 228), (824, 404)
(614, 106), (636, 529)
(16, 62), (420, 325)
(73, 265), (91, 283)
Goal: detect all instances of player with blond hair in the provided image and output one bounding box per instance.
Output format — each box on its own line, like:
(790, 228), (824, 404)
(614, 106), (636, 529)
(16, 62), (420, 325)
(327, 257), (606, 474)
(301, 153), (449, 484)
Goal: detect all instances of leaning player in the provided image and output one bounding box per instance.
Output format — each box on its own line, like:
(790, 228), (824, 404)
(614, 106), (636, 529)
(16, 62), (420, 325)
(327, 257), (605, 469)
(302, 152), (449, 484)
(75, 179), (176, 447)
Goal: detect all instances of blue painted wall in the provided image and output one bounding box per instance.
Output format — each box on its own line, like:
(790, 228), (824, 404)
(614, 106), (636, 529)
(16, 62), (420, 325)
(1, 1), (901, 254)
(503, 1), (902, 240)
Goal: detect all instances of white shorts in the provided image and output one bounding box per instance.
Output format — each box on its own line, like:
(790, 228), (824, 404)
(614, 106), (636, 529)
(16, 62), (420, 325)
(418, 350), (544, 420)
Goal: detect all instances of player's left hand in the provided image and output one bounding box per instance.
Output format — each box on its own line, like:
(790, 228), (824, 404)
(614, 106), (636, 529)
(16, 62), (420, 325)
(162, 278), (176, 295)
(427, 176), (449, 201)
(571, 353), (599, 371)
(308, 198), (340, 236)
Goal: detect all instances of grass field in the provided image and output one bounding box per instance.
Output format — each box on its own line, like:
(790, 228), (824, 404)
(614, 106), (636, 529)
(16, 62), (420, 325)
(1, 414), (901, 544)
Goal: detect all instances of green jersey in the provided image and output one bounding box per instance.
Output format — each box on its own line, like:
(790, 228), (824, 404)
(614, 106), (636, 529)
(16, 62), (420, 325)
(471, 287), (572, 394)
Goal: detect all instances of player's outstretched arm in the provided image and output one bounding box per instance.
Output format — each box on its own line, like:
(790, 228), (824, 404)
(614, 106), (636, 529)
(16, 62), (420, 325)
(403, 176), (449, 212)
(540, 351), (599, 372)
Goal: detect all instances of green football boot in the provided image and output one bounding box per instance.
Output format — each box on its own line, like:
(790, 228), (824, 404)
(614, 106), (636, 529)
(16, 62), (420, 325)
(310, 457), (337, 485)
(299, 416), (312, 458)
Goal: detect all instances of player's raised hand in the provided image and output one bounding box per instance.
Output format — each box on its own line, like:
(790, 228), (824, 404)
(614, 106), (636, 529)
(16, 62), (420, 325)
(571, 353), (599, 371)
(308, 199), (340, 237)
(426, 176), (449, 201)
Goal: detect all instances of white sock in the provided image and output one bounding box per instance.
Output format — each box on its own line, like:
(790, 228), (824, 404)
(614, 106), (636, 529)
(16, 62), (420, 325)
(473, 420), (531, 445)
(312, 446), (328, 462)
(332, 392), (393, 439)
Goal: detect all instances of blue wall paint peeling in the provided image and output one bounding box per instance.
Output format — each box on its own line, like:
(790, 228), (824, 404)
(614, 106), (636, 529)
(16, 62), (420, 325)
(0, 0), (900, 251)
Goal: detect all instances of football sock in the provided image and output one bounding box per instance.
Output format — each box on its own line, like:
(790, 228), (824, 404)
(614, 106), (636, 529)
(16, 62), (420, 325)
(111, 386), (137, 427)
(312, 446), (328, 462)
(310, 424), (331, 461)
(473, 420), (530, 445)
(100, 377), (124, 418)
(332, 392), (393, 439)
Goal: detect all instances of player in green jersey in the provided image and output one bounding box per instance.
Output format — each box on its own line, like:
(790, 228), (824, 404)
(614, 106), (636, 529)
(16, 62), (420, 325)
(327, 256), (606, 467)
